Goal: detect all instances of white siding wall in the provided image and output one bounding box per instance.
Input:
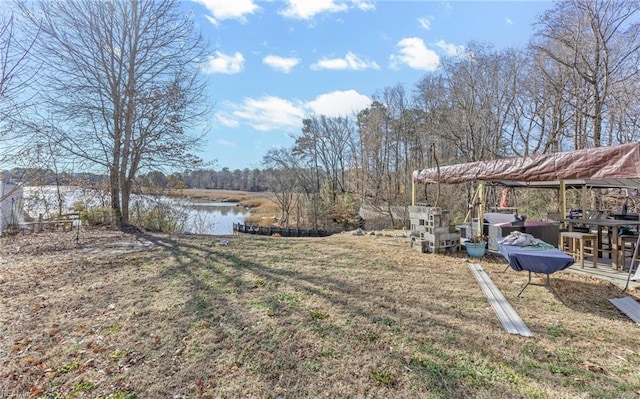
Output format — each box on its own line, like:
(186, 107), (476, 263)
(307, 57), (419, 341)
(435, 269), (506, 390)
(0, 182), (24, 234)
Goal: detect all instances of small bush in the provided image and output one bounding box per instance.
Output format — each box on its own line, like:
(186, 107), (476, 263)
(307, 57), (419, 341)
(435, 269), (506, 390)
(80, 207), (116, 226)
(129, 200), (187, 232)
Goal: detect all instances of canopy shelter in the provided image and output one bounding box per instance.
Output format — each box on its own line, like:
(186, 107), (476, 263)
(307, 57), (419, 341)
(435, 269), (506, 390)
(411, 142), (640, 234)
(413, 142), (640, 187)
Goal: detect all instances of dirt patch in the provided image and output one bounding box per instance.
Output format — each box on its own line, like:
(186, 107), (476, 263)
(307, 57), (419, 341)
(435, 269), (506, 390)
(1, 228), (640, 398)
(1, 228), (157, 258)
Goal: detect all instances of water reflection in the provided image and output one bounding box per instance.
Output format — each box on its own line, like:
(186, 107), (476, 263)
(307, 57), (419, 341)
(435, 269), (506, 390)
(21, 186), (249, 236)
(182, 201), (250, 235)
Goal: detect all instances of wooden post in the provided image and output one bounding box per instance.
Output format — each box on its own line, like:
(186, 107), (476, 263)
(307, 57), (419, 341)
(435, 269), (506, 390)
(411, 180), (416, 206)
(560, 180), (567, 228)
(477, 182), (485, 238)
(464, 188), (479, 223)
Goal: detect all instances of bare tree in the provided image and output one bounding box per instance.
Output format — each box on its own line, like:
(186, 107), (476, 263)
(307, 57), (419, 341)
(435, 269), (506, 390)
(262, 148), (299, 227)
(532, 0), (640, 148)
(0, 11), (39, 181)
(610, 77), (640, 143)
(437, 43), (519, 162)
(295, 115), (355, 204)
(373, 84), (413, 206)
(356, 101), (390, 204)
(513, 48), (575, 155)
(19, 0), (209, 225)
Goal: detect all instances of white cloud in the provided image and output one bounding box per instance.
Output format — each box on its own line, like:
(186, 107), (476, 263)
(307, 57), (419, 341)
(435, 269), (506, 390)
(193, 0), (259, 25)
(230, 96), (307, 131)
(353, 0), (376, 12)
(390, 37), (440, 72)
(280, 0), (348, 20)
(216, 139), (237, 148)
(263, 55), (301, 73)
(311, 51), (380, 71)
(307, 90), (371, 117)
(506, 18), (514, 25)
(204, 51), (245, 74)
(215, 113), (241, 127)
(418, 16), (432, 30)
(215, 90), (371, 132)
(434, 40), (464, 57)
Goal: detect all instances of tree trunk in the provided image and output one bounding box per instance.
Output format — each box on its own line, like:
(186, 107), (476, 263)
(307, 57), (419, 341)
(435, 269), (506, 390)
(121, 178), (131, 225)
(109, 167), (122, 225)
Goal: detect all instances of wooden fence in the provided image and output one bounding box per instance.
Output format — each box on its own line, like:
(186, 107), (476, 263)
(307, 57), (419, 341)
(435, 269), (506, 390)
(233, 223), (330, 237)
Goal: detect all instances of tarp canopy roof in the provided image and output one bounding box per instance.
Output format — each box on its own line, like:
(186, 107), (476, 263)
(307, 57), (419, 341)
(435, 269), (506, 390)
(412, 142), (640, 189)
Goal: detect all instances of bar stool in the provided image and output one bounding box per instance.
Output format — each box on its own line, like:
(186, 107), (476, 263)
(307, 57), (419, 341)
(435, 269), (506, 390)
(560, 231), (598, 268)
(619, 235), (640, 271)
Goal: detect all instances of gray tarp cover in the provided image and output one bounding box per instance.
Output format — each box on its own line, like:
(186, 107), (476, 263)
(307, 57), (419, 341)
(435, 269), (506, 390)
(412, 142), (640, 185)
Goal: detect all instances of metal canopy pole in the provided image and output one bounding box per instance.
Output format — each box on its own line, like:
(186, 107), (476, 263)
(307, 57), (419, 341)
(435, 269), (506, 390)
(581, 185), (588, 218)
(624, 233), (640, 291)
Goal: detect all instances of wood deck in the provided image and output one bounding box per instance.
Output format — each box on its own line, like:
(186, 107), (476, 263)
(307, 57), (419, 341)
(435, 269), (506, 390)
(564, 256), (640, 291)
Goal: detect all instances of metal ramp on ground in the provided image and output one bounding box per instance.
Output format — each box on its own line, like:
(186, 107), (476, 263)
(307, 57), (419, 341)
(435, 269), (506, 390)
(469, 263), (533, 337)
(609, 297), (640, 324)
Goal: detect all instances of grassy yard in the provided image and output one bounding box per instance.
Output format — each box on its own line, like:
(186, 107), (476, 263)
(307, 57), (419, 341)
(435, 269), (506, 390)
(1, 228), (640, 398)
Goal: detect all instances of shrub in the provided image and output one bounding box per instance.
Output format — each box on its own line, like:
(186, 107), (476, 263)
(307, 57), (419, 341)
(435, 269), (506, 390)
(129, 200), (187, 232)
(81, 206), (116, 226)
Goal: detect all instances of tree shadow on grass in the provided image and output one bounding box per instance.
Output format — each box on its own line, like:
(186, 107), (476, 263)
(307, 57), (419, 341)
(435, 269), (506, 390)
(137, 232), (640, 398)
(487, 257), (636, 321)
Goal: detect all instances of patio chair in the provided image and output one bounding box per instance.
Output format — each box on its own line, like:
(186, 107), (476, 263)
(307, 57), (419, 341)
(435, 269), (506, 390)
(620, 234), (640, 271)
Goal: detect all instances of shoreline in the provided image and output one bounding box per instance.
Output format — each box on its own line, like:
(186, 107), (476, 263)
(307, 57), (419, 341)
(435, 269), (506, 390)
(166, 188), (277, 224)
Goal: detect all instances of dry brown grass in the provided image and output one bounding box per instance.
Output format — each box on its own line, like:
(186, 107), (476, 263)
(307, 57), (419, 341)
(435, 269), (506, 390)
(2, 228), (640, 398)
(168, 188), (271, 204)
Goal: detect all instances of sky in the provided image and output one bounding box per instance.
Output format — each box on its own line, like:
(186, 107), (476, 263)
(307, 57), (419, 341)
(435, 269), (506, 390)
(185, 0), (553, 171)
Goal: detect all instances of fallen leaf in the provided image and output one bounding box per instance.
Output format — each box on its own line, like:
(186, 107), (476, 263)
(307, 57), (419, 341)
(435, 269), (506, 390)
(585, 362), (605, 373)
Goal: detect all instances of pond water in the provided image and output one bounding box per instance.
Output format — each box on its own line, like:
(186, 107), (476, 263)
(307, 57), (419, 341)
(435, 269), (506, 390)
(21, 186), (249, 235)
(175, 200), (250, 235)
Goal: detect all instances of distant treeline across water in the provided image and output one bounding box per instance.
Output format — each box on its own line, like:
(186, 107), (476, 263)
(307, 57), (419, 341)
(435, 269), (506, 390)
(1, 167), (274, 193)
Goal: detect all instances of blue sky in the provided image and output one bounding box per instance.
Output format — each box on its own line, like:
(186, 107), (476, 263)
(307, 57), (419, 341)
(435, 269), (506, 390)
(187, 0), (552, 171)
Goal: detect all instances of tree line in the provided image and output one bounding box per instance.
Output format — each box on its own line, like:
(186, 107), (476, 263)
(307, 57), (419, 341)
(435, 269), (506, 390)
(1, 167), (271, 193)
(140, 168), (269, 192)
(2, 1), (640, 230)
(261, 0), (640, 229)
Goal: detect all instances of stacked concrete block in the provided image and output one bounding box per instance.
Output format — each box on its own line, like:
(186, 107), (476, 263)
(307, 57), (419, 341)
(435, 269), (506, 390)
(409, 205), (460, 254)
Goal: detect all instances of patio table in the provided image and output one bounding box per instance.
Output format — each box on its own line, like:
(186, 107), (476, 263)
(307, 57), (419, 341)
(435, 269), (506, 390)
(562, 218), (640, 270)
